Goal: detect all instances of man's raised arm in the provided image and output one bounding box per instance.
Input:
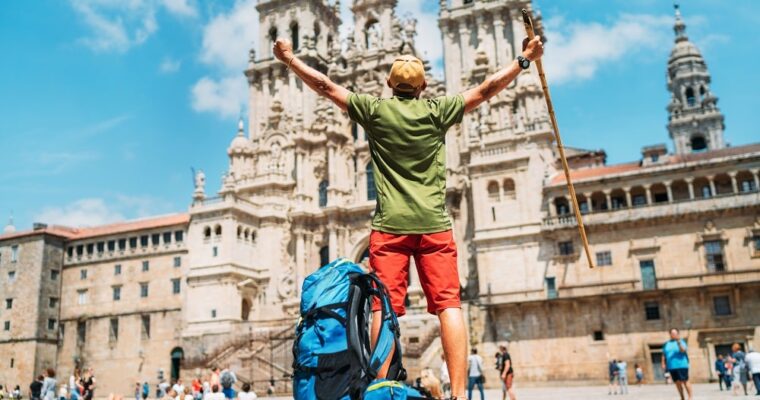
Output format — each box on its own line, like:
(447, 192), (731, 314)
(462, 36), (544, 113)
(273, 39), (350, 111)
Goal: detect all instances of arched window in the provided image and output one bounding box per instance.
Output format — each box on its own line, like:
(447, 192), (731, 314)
(250, 230), (257, 241)
(699, 85), (706, 101)
(319, 246), (329, 267)
(268, 27), (277, 57)
(203, 226), (211, 239)
(701, 185), (712, 198)
(170, 347), (184, 381)
(290, 22), (299, 50)
(503, 178), (516, 199)
(487, 181), (500, 202)
(327, 34), (333, 50)
(244, 228), (250, 241)
(214, 225), (222, 236)
(366, 163), (376, 201)
(364, 20), (379, 49)
(241, 298), (251, 321)
(555, 198), (570, 215)
(690, 135), (707, 153)
(685, 87), (696, 107)
(319, 180), (329, 207)
(236, 226), (242, 238)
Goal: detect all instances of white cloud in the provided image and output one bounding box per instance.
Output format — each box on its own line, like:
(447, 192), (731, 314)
(159, 57), (181, 73)
(191, 76), (247, 119)
(34, 195), (176, 227)
(161, 0), (196, 18)
(543, 14), (672, 85)
(191, 0), (258, 119)
(35, 198), (125, 227)
(70, 0), (158, 52)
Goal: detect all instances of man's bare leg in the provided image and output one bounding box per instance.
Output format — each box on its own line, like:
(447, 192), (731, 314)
(439, 307), (467, 398)
(683, 381), (693, 400)
(674, 381), (685, 400)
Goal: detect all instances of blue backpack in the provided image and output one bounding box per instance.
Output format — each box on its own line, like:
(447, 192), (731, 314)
(292, 258), (409, 399)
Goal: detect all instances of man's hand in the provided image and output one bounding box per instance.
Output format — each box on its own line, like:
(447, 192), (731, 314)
(521, 35), (544, 61)
(273, 39), (294, 63)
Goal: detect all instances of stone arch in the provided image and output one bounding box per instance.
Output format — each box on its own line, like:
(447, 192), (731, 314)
(349, 232), (371, 264)
(241, 298), (252, 321)
(214, 224), (222, 236)
(203, 226), (211, 238)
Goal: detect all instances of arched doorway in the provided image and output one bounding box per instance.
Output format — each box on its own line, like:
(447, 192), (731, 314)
(170, 347), (184, 381)
(241, 298), (252, 321)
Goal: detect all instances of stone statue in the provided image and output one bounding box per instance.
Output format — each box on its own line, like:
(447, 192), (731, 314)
(367, 24), (381, 49)
(194, 169), (206, 192)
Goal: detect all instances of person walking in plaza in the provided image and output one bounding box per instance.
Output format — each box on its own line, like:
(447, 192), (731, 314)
(273, 25), (544, 400)
(440, 353), (451, 398)
(466, 348), (485, 400)
(80, 369), (95, 400)
(236, 383), (256, 400)
(68, 369), (80, 400)
(730, 343), (748, 396)
(715, 354), (727, 391)
(634, 363), (643, 386)
(218, 367), (236, 400)
(134, 382), (141, 400)
(30, 375), (44, 400)
(40, 369), (56, 400)
(616, 360), (628, 395)
(608, 360), (619, 395)
(746, 348), (760, 395)
(661, 328), (692, 400)
(497, 345), (516, 400)
(141, 382), (149, 400)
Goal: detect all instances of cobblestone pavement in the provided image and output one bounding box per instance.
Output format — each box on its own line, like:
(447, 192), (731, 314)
(259, 383), (759, 399)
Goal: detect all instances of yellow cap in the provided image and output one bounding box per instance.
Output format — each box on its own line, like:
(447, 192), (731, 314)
(388, 55), (425, 93)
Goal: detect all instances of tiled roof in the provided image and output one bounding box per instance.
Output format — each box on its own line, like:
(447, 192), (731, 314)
(551, 143), (760, 185)
(0, 213), (189, 242)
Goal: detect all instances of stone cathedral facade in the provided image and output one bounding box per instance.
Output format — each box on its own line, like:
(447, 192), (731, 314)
(1, 0), (759, 396)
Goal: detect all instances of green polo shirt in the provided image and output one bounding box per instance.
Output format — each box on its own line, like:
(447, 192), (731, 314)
(347, 93), (465, 234)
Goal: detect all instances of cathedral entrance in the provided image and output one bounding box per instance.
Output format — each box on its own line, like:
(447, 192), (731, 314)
(170, 347), (184, 381)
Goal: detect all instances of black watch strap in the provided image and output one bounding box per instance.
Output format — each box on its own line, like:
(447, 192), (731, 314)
(517, 55), (530, 70)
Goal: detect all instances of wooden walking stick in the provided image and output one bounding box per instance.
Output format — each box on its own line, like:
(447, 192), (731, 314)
(521, 8), (595, 269)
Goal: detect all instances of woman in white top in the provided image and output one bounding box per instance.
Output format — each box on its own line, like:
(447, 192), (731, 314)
(236, 383), (257, 400)
(41, 369), (57, 400)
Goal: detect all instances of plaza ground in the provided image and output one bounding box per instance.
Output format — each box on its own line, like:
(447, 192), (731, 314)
(259, 383), (757, 399)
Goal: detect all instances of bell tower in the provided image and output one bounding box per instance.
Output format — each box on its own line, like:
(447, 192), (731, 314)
(666, 3), (725, 154)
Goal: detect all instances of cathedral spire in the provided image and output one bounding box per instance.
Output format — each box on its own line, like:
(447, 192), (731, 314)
(673, 3), (688, 42)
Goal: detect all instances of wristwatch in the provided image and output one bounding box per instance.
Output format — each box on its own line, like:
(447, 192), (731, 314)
(517, 55), (530, 70)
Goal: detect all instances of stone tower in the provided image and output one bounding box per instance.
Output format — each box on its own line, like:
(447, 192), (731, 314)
(667, 3), (725, 154)
(438, 0), (555, 300)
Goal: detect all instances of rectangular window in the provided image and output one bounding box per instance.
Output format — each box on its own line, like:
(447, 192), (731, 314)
(129, 237), (138, 249)
(611, 197), (625, 209)
(47, 319), (56, 331)
(141, 315), (150, 339)
(3, 321), (9, 331)
(558, 241), (574, 256)
(212, 246), (218, 257)
(8, 271), (16, 283)
(713, 295), (732, 316)
(596, 251), (612, 266)
(140, 283), (149, 298)
(142, 261), (149, 271)
(579, 201), (589, 214)
(86, 243), (93, 255)
(5, 298), (11, 309)
(632, 194), (647, 206)
(112, 286), (121, 301)
(546, 277), (557, 299)
(76, 245), (83, 256)
(109, 318), (119, 342)
(49, 297), (58, 308)
(741, 180), (756, 192)
(593, 330), (604, 341)
(163, 232), (172, 244)
(114, 264), (121, 275)
(704, 240), (726, 272)
(107, 240), (115, 252)
(644, 301), (660, 320)
(172, 278), (181, 294)
(640, 260), (657, 290)
(175, 231), (184, 242)
(10, 245), (18, 262)
(77, 321), (86, 343)
(140, 235), (149, 247)
(77, 290), (87, 305)
(50, 269), (59, 280)
(80, 269), (88, 280)
(96, 242), (104, 253)
(118, 238), (127, 250)
(151, 233), (160, 246)
(754, 235), (760, 254)
(67, 247), (73, 258)
(211, 309), (217, 318)
(173, 257), (181, 268)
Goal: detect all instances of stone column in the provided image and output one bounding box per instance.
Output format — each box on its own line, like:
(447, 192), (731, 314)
(644, 184), (652, 205)
(664, 181), (673, 203)
(295, 231), (305, 295)
(458, 19), (471, 72)
(327, 144), (336, 184)
(603, 190), (612, 211)
(624, 187), (632, 208)
(547, 198), (556, 217)
(584, 192), (593, 213)
(328, 224), (337, 261)
(708, 175), (716, 197)
(685, 178), (695, 200)
(493, 19), (507, 67)
(728, 171), (738, 194)
(750, 168), (760, 192)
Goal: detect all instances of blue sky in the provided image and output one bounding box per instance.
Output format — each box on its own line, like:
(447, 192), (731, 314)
(0, 0), (758, 230)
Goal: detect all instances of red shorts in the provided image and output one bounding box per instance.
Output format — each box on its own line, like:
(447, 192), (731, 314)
(369, 229), (460, 316)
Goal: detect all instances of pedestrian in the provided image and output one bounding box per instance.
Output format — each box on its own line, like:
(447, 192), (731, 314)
(161, 389), (175, 400)
(607, 360), (619, 395)
(182, 387), (192, 400)
(724, 357), (734, 389)
(634, 363), (643, 386)
(0, 385), (6, 400)
(171, 380), (184, 398)
(134, 383), (140, 400)
(40, 369), (56, 400)
(440, 353), (451, 398)
(68, 369), (81, 400)
(236, 383), (256, 400)
(497, 345), (515, 400)
(272, 28), (544, 400)
(746, 348), (760, 395)
(141, 382), (149, 400)
(616, 360), (628, 395)
(80, 369), (94, 400)
(57, 385), (66, 400)
(661, 328), (692, 400)
(190, 379), (200, 400)
(208, 369), (220, 392)
(30, 376), (43, 400)
(12, 386), (22, 400)
(730, 343), (748, 396)
(218, 367), (236, 399)
(715, 354), (727, 391)
(466, 348), (485, 400)
(157, 380), (169, 399)
(202, 386), (223, 400)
